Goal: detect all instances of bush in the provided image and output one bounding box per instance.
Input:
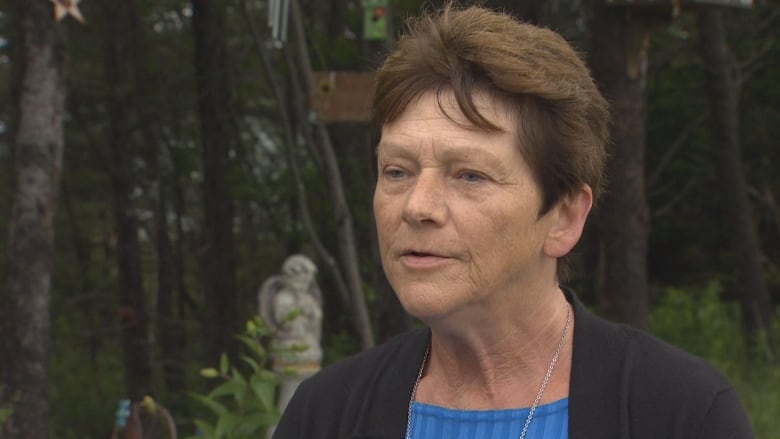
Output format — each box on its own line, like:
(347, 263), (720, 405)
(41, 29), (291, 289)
(648, 282), (779, 439)
(188, 317), (282, 439)
(648, 281), (745, 367)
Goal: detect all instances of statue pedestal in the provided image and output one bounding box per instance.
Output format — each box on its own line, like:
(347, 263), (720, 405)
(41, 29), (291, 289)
(267, 365), (320, 439)
(277, 365), (320, 413)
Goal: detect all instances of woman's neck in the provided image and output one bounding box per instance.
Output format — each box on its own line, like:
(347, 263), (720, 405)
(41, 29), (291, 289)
(415, 291), (574, 410)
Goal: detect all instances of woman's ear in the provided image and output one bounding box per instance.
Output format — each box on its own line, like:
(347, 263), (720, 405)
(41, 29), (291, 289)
(543, 185), (593, 258)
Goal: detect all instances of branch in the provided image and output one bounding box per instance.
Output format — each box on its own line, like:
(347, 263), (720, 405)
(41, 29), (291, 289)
(647, 111), (708, 189)
(760, 182), (780, 238)
(735, 38), (774, 89)
(652, 176), (697, 218)
(289, 0), (374, 349)
(734, 7), (780, 88)
(238, 0), (353, 311)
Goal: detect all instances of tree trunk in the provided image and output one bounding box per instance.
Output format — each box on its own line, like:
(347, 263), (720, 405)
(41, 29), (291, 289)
(328, 123), (410, 342)
(0, 1), (66, 437)
(61, 181), (105, 399)
(590, 4), (653, 329)
(192, 0), (239, 363)
(169, 141), (197, 386)
(103, 0), (154, 401)
(155, 158), (188, 395)
(698, 9), (775, 359)
(121, 0), (189, 396)
(352, 1), (409, 342)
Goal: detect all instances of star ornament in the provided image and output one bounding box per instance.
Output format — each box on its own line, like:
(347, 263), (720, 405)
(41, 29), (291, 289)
(51, 0), (86, 24)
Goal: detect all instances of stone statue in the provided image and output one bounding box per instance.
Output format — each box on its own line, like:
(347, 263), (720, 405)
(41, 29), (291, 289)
(258, 254), (323, 432)
(259, 254), (323, 368)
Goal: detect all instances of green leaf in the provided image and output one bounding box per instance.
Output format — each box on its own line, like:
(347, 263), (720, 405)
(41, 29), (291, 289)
(253, 316), (270, 332)
(250, 375), (276, 412)
(207, 380), (247, 400)
(230, 370), (249, 405)
(219, 353), (229, 375)
(190, 393), (228, 416)
(241, 355), (261, 372)
(193, 418), (216, 438)
(236, 334), (265, 358)
(282, 308), (301, 323)
(0, 406), (13, 423)
(258, 369), (278, 382)
(200, 368), (220, 378)
(289, 342), (310, 353)
(235, 412), (280, 434)
(215, 412), (242, 438)
(231, 366), (243, 379)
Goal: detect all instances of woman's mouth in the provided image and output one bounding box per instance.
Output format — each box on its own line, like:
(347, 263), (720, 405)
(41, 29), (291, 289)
(400, 250), (450, 268)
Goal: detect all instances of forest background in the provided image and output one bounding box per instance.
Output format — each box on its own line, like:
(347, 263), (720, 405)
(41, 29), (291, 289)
(0, 0), (778, 438)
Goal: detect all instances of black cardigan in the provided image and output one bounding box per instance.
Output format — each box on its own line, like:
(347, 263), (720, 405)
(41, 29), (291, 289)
(273, 290), (754, 438)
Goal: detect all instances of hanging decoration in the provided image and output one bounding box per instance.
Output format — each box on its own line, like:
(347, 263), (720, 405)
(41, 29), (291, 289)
(268, 0), (290, 43)
(50, 0), (86, 24)
(362, 0), (388, 41)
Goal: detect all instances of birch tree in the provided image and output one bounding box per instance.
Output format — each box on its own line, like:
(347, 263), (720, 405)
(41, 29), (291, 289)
(1, 0), (67, 437)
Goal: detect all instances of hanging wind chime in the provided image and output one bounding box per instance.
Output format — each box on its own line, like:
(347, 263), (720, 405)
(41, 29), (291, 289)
(267, 0), (290, 43)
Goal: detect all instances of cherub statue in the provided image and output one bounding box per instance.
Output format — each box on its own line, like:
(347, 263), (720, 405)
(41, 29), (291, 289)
(258, 254), (323, 369)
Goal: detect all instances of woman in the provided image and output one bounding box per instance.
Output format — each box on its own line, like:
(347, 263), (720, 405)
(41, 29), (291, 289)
(273, 5), (754, 439)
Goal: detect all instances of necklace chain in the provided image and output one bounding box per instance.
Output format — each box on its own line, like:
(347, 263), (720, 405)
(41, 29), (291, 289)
(518, 303), (572, 439)
(405, 340), (430, 439)
(405, 303), (572, 439)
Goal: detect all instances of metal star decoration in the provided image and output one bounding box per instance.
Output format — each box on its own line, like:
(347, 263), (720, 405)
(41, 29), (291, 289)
(50, 0), (86, 24)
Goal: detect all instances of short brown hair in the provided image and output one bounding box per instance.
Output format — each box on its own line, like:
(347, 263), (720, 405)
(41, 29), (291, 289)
(373, 4), (609, 214)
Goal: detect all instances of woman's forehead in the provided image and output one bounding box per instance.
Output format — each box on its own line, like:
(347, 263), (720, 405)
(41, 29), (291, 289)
(385, 90), (516, 135)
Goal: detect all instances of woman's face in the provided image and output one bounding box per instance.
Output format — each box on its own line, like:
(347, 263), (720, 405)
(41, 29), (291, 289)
(373, 91), (561, 326)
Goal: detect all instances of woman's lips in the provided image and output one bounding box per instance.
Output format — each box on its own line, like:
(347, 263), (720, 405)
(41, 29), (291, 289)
(400, 251), (450, 268)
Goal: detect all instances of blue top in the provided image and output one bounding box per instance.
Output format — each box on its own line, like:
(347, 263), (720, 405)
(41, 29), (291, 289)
(408, 398), (568, 439)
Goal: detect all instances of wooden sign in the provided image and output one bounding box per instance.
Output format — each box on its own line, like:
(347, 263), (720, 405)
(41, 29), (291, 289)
(310, 71), (375, 123)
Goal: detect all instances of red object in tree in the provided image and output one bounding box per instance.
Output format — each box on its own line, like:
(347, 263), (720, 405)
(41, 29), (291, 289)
(118, 306), (137, 326)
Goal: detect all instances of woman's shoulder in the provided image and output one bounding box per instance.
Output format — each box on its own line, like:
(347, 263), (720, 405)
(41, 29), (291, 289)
(571, 305), (753, 438)
(621, 323), (731, 390)
(617, 324), (752, 437)
(570, 292), (730, 393)
(578, 304), (732, 392)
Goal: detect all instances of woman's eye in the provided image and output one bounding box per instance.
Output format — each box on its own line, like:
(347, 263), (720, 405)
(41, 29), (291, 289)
(459, 171), (485, 183)
(385, 168), (407, 179)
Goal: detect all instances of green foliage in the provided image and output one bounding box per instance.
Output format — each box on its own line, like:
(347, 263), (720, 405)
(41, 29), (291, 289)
(322, 329), (360, 366)
(649, 281), (745, 366)
(0, 393), (12, 426)
(188, 317), (283, 439)
(49, 313), (126, 439)
(728, 357), (780, 439)
(649, 283), (780, 439)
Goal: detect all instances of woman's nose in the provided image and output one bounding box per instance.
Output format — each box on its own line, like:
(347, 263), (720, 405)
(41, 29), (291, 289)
(401, 171), (447, 226)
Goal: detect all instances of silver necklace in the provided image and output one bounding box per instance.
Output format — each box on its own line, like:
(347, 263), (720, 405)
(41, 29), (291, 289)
(405, 303), (572, 439)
